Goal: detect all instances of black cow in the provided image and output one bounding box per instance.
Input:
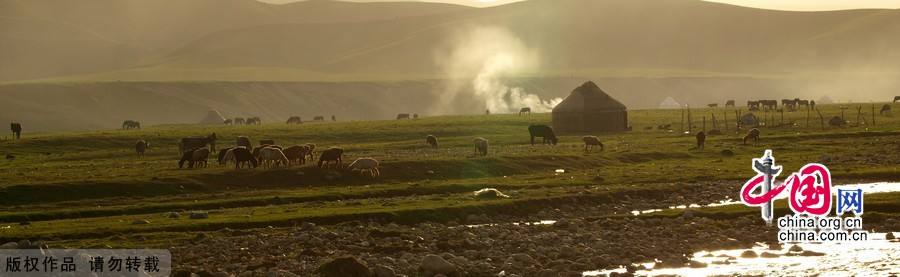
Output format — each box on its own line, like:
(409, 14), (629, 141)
(528, 125), (558, 146)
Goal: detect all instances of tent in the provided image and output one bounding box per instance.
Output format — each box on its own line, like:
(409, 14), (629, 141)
(658, 97), (681, 109)
(552, 81), (628, 133)
(199, 110), (226, 125)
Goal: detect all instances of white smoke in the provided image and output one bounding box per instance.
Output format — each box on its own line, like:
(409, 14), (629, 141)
(433, 26), (562, 114)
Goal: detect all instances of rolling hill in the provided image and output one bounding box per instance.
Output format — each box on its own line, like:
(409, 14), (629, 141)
(2, 0), (900, 131)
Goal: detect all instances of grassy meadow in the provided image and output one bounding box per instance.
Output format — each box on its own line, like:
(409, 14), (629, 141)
(1, 103), (899, 247)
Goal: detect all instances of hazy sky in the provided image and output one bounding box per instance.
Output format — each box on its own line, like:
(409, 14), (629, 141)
(260, 0), (900, 10)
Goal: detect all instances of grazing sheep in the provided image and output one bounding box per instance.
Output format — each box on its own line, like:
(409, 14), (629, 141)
(259, 147), (289, 168)
(696, 131), (706, 149)
(122, 120), (141, 130)
(236, 136), (251, 149)
(744, 128), (761, 146)
(283, 145), (310, 166)
(252, 145), (282, 161)
(426, 135), (438, 148)
(473, 137), (489, 156)
(191, 148), (210, 168)
(397, 113), (411, 120)
(528, 125), (558, 146)
(318, 147), (344, 168)
(217, 147), (234, 165)
(519, 107), (531, 116)
(10, 123), (22, 140)
(314, 116), (325, 121)
(178, 149), (195, 169)
(231, 147), (258, 169)
(582, 136), (603, 153)
(348, 157), (380, 178)
(287, 116), (302, 124)
(135, 140), (149, 156)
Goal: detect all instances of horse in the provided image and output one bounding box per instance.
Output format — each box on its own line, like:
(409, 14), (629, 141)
(519, 107), (532, 116)
(695, 131), (706, 150)
(10, 123), (22, 140)
(287, 116), (302, 124)
(397, 113), (411, 120)
(135, 140), (149, 156)
(528, 125), (558, 146)
(313, 116), (325, 122)
(179, 133), (217, 154)
(743, 128), (761, 146)
(725, 100), (735, 107)
(122, 120), (141, 130)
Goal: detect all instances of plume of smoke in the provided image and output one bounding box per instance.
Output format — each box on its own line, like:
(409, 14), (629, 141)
(433, 26), (562, 115)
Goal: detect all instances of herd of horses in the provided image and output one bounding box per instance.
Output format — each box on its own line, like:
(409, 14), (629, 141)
(224, 117), (262, 125)
(703, 99), (816, 112)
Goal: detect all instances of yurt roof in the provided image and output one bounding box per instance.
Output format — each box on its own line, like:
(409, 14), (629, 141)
(199, 110), (226, 124)
(552, 81), (627, 112)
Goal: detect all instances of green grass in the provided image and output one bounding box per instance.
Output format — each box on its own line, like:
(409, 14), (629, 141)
(1, 103), (899, 244)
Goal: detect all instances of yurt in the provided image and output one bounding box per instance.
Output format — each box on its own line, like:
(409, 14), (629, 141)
(199, 110), (226, 125)
(552, 81), (628, 133)
(658, 97), (681, 109)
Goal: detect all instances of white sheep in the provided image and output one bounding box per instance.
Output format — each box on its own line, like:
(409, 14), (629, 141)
(473, 137), (489, 156)
(259, 147), (289, 168)
(348, 157), (380, 178)
(582, 136), (604, 153)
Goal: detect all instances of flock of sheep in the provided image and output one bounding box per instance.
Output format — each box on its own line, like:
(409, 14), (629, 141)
(128, 118), (769, 180)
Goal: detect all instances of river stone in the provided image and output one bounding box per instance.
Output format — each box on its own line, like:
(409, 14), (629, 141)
(317, 256), (371, 277)
(887, 232), (896, 241)
(799, 250), (826, 256)
(760, 252), (780, 258)
(740, 250), (757, 258)
(420, 254), (458, 276)
(474, 188), (509, 199)
(373, 264), (397, 277)
(190, 211), (209, 219)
